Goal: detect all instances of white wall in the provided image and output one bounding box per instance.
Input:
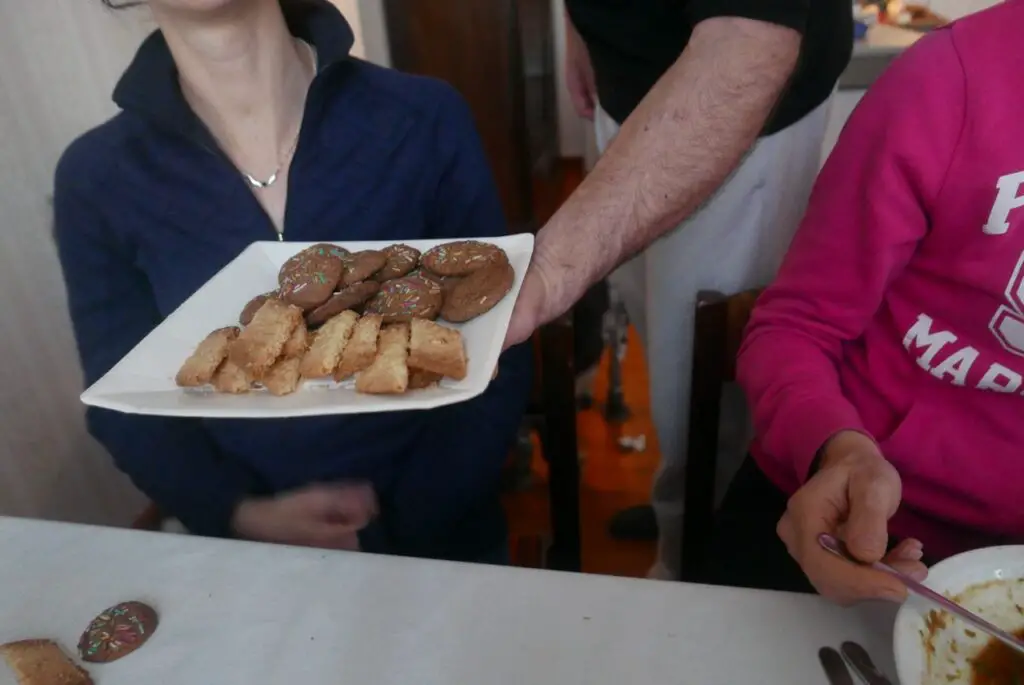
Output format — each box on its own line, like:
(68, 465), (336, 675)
(0, 0), (388, 528)
(328, 0), (391, 67)
(0, 0), (154, 527)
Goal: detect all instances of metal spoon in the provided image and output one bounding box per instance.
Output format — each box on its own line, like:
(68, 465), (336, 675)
(818, 533), (1024, 657)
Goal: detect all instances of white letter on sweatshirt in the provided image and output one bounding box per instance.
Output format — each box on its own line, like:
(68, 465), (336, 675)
(984, 170), (1024, 235)
(978, 363), (1023, 393)
(904, 314), (957, 370)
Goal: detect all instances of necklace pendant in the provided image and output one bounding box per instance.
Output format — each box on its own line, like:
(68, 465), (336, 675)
(245, 170), (278, 190)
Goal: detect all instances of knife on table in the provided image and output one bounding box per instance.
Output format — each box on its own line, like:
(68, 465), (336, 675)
(819, 646), (855, 685)
(840, 641), (893, 685)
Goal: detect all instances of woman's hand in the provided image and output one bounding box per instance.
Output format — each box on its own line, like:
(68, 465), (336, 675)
(777, 430), (927, 605)
(232, 483), (377, 551)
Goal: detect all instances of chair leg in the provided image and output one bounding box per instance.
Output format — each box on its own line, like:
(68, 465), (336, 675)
(603, 298), (630, 422)
(540, 318), (582, 572)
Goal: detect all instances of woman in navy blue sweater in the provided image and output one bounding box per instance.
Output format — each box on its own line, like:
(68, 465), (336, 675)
(55, 0), (532, 563)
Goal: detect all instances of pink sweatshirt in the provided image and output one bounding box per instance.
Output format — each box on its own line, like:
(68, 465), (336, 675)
(740, 0), (1024, 561)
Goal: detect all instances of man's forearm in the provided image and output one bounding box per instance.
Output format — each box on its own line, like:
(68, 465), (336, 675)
(534, 16), (801, 313)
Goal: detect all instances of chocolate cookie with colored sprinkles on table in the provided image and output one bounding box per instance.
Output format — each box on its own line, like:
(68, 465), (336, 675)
(364, 274), (443, 322)
(420, 240), (507, 277)
(305, 281), (380, 327)
(340, 250), (388, 286)
(374, 243), (421, 281)
(78, 601), (158, 664)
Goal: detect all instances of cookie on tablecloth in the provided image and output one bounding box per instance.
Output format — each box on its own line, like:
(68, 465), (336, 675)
(420, 240), (506, 277)
(77, 601), (158, 664)
(364, 275), (443, 323)
(1, 639), (92, 685)
(374, 244), (421, 281)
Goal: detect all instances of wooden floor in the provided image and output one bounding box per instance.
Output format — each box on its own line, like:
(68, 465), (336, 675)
(501, 328), (659, 577)
(501, 159), (659, 578)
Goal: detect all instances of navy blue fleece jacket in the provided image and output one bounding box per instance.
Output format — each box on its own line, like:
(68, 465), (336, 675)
(53, 2), (531, 562)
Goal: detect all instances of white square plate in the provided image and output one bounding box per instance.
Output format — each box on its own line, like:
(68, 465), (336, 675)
(81, 234), (534, 418)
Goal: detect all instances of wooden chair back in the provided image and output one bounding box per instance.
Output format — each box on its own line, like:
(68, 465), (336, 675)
(679, 288), (762, 581)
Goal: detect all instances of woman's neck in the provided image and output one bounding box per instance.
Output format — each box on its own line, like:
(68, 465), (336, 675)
(155, 0), (314, 178)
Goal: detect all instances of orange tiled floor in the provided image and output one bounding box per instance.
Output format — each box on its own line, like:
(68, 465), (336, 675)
(502, 327), (659, 577)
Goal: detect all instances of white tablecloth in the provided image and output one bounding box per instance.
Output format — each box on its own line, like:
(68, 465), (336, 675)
(0, 517), (898, 684)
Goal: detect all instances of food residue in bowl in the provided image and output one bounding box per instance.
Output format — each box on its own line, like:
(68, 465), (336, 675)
(920, 578), (1024, 685)
(970, 627), (1024, 685)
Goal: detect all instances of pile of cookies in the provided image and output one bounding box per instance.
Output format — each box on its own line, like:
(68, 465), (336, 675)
(1, 600), (158, 685)
(174, 240), (513, 397)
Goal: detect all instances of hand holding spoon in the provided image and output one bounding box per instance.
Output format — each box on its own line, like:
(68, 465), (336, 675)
(818, 533), (1024, 657)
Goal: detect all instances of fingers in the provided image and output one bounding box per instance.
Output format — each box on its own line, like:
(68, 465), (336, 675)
(779, 510), (907, 605)
(844, 464), (901, 563)
(779, 462), (907, 605)
(300, 483), (378, 528)
(882, 538), (928, 582)
(303, 524), (362, 551)
(570, 89), (595, 120)
(502, 269), (546, 350)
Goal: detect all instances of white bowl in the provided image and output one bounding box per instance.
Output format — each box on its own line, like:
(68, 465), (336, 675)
(893, 545), (1024, 685)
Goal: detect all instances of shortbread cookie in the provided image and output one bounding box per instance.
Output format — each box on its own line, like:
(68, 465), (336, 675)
(175, 327), (239, 387)
(374, 244), (421, 281)
(78, 601), (158, 664)
(1, 639), (92, 685)
(240, 291), (277, 326)
(356, 323), (410, 394)
(364, 275), (443, 323)
(281, 320), (309, 359)
(408, 368), (444, 390)
(335, 314), (382, 380)
(340, 250), (388, 286)
(212, 360), (251, 394)
(228, 300), (303, 377)
(408, 318), (468, 380)
(300, 310), (359, 378)
(278, 243), (348, 285)
(421, 240), (506, 277)
(440, 258), (514, 322)
(306, 281), (379, 327)
(262, 357), (302, 396)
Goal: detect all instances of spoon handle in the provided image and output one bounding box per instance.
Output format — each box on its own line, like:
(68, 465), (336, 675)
(817, 533), (1024, 656)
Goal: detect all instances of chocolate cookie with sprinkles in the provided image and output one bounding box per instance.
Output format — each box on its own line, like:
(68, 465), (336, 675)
(364, 273), (444, 322)
(420, 240), (507, 277)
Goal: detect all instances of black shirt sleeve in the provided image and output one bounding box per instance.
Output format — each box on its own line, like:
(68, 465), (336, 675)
(686, 0), (810, 33)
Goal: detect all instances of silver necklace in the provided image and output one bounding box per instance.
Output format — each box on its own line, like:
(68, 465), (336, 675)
(241, 41), (316, 190)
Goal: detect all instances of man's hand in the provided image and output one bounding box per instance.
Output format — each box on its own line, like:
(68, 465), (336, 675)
(231, 483), (377, 551)
(565, 16), (597, 120)
(777, 430), (927, 605)
(504, 250), (556, 349)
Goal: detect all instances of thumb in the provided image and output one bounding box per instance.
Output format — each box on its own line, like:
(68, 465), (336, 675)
(504, 269), (545, 350)
(844, 464), (900, 563)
